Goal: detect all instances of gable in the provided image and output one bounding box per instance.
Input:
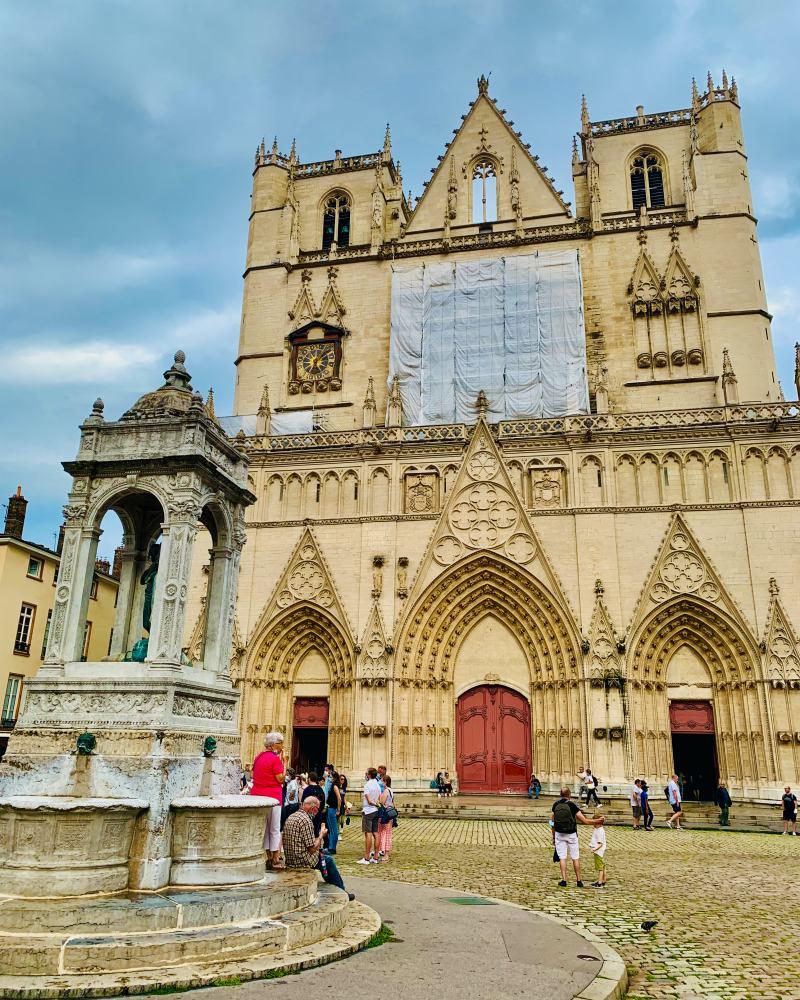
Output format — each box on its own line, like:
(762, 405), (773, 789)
(246, 526), (353, 647)
(406, 88), (570, 235)
(398, 418), (577, 625)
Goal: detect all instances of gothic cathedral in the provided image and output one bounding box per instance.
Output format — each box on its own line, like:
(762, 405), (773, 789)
(194, 74), (800, 800)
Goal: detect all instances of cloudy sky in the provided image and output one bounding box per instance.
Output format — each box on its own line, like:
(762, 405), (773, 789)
(1, 1), (798, 557)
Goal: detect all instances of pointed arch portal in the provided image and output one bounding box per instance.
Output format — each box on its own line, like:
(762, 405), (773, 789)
(456, 684), (531, 792)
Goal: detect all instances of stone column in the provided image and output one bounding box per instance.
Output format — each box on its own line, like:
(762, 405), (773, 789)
(202, 544), (237, 678)
(108, 545), (146, 659)
(147, 508), (199, 667)
(43, 523), (101, 668)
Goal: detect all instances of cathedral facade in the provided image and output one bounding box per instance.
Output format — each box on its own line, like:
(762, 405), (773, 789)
(209, 74), (800, 799)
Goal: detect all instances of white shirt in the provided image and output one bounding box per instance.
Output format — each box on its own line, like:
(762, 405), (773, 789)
(630, 785), (641, 807)
(362, 778), (382, 814)
(589, 826), (607, 857)
(286, 778), (299, 805)
(668, 779), (681, 805)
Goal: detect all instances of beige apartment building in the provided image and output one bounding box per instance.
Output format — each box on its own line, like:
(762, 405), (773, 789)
(186, 73), (800, 800)
(0, 488), (119, 757)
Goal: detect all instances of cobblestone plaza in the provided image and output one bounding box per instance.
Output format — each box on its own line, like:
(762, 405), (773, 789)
(338, 818), (800, 999)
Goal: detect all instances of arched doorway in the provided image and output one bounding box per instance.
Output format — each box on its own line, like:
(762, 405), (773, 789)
(456, 685), (531, 793)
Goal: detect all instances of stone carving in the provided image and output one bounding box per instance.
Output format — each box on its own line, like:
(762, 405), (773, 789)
(530, 468), (563, 508)
(396, 557), (409, 598)
(173, 695), (235, 721)
(25, 691), (168, 716)
(404, 472), (438, 513)
(371, 555), (384, 598)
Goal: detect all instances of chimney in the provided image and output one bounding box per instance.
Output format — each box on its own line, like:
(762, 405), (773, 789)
(112, 545), (124, 580)
(4, 486), (27, 539)
(95, 558), (111, 576)
(56, 523), (65, 555)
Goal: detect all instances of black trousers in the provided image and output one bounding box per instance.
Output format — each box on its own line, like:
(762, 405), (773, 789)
(585, 787), (600, 806)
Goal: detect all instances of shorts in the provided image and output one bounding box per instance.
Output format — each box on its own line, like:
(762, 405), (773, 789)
(632, 806), (642, 819)
(361, 811), (380, 834)
(671, 802), (682, 813)
(554, 832), (579, 860)
(593, 853), (606, 872)
(783, 810), (796, 822)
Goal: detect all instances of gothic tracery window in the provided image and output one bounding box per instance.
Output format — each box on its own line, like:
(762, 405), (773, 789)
(630, 150), (666, 211)
(471, 158), (497, 223)
(322, 192), (351, 250)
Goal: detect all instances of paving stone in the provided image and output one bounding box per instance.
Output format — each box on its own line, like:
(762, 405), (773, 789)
(337, 818), (800, 999)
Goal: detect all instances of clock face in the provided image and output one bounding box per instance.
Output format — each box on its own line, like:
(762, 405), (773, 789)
(297, 342), (336, 380)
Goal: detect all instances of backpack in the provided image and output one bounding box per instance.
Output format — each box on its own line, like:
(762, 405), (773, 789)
(664, 785), (671, 800)
(553, 799), (577, 834)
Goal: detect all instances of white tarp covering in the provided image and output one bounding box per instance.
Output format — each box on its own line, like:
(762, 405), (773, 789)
(388, 249), (588, 424)
(269, 410), (314, 436)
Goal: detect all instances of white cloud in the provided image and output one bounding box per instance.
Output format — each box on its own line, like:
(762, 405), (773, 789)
(752, 172), (800, 220)
(0, 246), (181, 308)
(161, 302), (241, 351)
(0, 341), (160, 385)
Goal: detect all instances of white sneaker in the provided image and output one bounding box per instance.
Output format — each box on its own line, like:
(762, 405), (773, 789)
(357, 858), (371, 865)
(369, 857), (379, 863)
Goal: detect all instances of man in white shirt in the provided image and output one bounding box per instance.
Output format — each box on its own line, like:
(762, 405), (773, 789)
(666, 774), (684, 829)
(357, 767), (382, 864)
(630, 779), (642, 830)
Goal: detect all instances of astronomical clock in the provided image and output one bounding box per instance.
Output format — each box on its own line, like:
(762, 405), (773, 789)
(287, 321), (344, 394)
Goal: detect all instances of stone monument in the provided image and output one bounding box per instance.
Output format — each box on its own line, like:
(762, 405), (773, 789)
(0, 353), (378, 997)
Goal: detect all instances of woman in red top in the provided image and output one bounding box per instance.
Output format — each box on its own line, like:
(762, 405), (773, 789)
(251, 731), (286, 869)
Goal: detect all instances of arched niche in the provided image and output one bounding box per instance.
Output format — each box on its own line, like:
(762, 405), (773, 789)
(453, 613), (530, 699)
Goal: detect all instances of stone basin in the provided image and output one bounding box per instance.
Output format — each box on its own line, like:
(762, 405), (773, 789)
(169, 795), (278, 885)
(0, 796), (148, 897)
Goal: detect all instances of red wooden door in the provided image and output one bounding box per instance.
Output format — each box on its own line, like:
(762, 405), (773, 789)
(456, 685), (531, 793)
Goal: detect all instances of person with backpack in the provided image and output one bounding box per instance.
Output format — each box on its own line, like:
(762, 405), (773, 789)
(781, 785), (798, 835)
(551, 786), (605, 887)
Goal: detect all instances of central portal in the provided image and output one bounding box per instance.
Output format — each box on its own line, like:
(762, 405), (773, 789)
(292, 696), (329, 776)
(456, 685), (531, 793)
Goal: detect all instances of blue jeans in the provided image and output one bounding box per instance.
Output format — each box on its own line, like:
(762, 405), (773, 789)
(528, 789), (540, 799)
(326, 807), (339, 852)
(316, 851), (345, 891)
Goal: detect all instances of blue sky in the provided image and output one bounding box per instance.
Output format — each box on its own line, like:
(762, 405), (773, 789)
(1, 1), (798, 558)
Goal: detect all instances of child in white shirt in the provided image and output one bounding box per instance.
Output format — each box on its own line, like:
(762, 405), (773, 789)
(589, 816), (607, 888)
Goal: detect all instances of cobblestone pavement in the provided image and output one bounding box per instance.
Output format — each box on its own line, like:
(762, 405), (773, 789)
(336, 818), (800, 999)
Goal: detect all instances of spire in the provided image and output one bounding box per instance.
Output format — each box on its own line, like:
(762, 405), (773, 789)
(571, 135), (579, 167)
(205, 387), (216, 421)
(794, 343), (800, 401)
(256, 383), (271, 437)
(722, 347), (739, 404)
(269, 136), (279, 164)
(707, 70), (714, 95)
(255, 138), (266, 166)
(721, 68), (729, 91)
(691, 77), (700, 110)
(730, 76), (738, 103)
(477, 73), (490, 97)
(386, 375), (403, 427)
(580, 94), (590, 133)
(289, 137), (297, 165)
(383, 122), (392, 158)
(363, 376), (377, 429)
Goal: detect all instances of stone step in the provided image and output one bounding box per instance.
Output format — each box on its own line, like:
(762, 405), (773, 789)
(0, 871), (317, 935)
(0, 883), (351, 978)
(0, 894), (381, 999)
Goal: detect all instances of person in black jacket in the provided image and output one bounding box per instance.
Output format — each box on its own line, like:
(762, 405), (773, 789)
(715, 780), (732, 827)
(301, 771), (326, 835)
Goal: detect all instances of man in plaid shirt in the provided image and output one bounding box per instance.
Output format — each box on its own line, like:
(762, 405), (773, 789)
(283, 798), (355, 900)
